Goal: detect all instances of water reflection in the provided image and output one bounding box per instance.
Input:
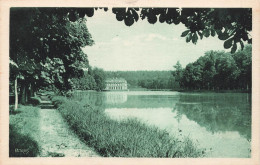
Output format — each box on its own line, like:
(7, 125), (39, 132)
(105, 92), (179, 108)
(104, 92), (127, 104)
(72, 91), (105, 107)
(72, 91), (251, 157)
(173, 93), (251, 141)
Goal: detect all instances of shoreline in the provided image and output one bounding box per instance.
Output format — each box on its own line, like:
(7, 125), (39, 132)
(176, 89), (251, 93)
(54, 96), (206, 157)
(70, 88), (251, 94)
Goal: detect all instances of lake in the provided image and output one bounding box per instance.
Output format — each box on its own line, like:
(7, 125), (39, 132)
(72, 91), (251, 158)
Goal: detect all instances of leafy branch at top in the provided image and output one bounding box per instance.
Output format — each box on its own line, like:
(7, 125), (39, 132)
(69, 8), (252, 53)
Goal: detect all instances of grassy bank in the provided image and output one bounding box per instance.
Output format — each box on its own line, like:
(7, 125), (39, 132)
(9, 105), (40, 157)
(54, 96), (205, 157)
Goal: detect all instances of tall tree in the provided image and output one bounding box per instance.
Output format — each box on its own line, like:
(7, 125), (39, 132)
(181, 63), (196, 89)
(92, 68), (106, 91)
(232, 45), (252, 90)
(172, 61), (183, 89)
(10, 8), (94, 109)
(202, 51), (217, 90)
(214, 53), (240, 90)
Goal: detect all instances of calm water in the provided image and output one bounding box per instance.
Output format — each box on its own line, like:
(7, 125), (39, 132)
(72, 91), (251, 158)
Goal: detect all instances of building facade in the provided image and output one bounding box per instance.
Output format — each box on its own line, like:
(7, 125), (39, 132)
(105, 78), (127, 91)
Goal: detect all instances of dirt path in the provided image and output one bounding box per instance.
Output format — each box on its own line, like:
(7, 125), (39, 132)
(38, 107), (99, 157)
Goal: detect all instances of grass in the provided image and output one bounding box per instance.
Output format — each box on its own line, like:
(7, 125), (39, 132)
(52, 96), (68, 108)
(56, 96), (205, 157)
(9, 105), (40, 157)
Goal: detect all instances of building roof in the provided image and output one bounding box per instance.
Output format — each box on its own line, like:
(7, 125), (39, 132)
(105, 78), (127, 83)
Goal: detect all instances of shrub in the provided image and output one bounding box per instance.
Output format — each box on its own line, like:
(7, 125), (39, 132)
(29, 97), (41, 106)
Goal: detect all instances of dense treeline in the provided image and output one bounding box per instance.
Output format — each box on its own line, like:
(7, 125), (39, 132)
(106, 45), (251, 91)
(174, 45), (252, 91)
(71, 67), (106, 91)
(105, 71), (177, 89)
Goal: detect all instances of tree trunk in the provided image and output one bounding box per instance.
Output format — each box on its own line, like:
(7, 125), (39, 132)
(25, 85), (29, 103)
(21, 84), (26, 105)
(30, 83), (36, 97)
(20, 82), (27, 105)
(14, 77), (18, 110)
(21, 81), (32, 104)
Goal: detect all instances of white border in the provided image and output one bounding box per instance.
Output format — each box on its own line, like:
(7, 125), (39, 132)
(0, 0), (259, 165)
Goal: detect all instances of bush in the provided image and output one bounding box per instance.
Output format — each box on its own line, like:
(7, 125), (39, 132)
(58, 98), (205, 157)
(52, 96), (68, 108)
(29, 97), (41, 106)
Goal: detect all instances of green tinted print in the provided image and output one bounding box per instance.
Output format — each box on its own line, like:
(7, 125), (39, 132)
(72, 91), (251, 158)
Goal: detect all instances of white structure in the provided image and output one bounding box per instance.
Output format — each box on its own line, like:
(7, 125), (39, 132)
(105, 78), (127, 91)
(105, 92), (127, 104)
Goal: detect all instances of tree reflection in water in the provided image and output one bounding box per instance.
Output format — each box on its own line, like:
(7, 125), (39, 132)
(173, 93), (251, 141)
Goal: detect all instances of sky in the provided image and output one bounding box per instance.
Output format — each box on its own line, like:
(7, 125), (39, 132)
(82, 9), (225, 71)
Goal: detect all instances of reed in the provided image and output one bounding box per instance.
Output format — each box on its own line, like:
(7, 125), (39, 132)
(55, 96), (205, 157)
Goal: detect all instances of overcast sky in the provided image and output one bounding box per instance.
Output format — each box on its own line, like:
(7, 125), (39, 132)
(83, 9), (225, 71)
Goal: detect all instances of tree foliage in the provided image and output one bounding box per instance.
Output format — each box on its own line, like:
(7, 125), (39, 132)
(10, 8), (94, 105)
(92, 68), (106, 91)
(71, 71), (96, 90)
(96, 49), (251, 91)
(71, 67), (106, 91)
(172, 61), (183, 89)
(67, 8), (251, 53)
(178, 45), (251, 91)
(69, 8), (252, 53)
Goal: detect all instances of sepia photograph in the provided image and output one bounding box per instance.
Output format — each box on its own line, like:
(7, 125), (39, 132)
(1, 1), (260, 165)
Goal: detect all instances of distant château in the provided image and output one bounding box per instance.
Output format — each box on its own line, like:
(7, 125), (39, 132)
(105, 78), (127, 91)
